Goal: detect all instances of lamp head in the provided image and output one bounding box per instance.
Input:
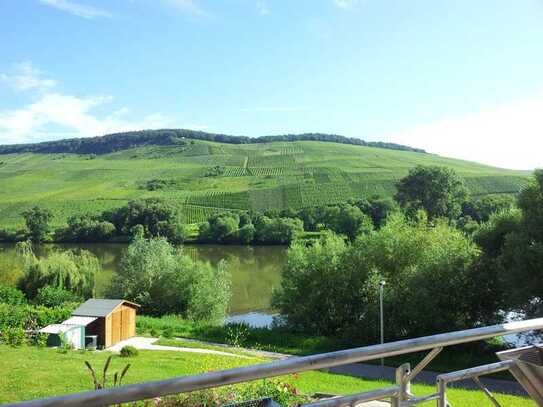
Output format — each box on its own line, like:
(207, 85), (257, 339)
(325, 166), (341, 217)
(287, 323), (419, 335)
(379, 280), (386, 287)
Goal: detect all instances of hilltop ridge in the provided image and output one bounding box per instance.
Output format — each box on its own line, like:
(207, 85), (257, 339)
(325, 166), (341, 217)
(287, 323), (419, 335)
(0, 129), (426, 155)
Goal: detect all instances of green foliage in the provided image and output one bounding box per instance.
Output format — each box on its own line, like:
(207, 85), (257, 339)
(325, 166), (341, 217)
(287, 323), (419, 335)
(0, 303), (73, 333)
(204, 165), (225, 177)
(0, 284), (26, 305)
(22, 206), (52, 243)
(254, 217), (304, 244)
(17, 242), (99, 299)
(59, 215), (115, 242)
(119, 345), (139, 358)
(144, 178), (180, 191)
(273, 216), (487, 340)
(1, 327), (27, 347)
(162, 326), (174, 338)
(462, 195), (515, 223)
(199, 212), (303, 245)
(225, 322), (250, 348)
(483, 169), (543, 315)
(105, 199), (185, 244)
(108, 237), (231, 322)
(33, 286), (83, 307)
(395, 165), (469, 220)
(319, 204), (373, 241)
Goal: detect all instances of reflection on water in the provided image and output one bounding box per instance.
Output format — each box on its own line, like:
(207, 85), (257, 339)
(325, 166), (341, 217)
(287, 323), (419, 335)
(226, 312), (277, 328)
(0, 243), (286, 320)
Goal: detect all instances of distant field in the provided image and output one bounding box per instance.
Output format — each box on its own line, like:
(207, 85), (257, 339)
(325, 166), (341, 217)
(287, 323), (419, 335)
(0, 140), (529, 229)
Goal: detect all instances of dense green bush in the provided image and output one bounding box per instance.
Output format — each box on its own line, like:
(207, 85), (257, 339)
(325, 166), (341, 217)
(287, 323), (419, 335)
(33, 286), (83, 307)
(198, 213), (303, 245)
(0, 284), (26, 305)
(21, 206), (52, 243)
(57, 215), (116, 242)
(120, 345), (139, 357)
(104, 198), (185, 244)
(1, 326), (27, 347)
(108, 237), (231, 322)
(273, 214), (489, 340)
(395, 165), (468, 220)
(16, 242), (99, 299)
(0, 303), (73, 332)
(476, 170), (543, 316)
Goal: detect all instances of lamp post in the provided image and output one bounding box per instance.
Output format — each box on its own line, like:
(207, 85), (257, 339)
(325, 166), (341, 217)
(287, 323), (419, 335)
(379, 280), (386, 367)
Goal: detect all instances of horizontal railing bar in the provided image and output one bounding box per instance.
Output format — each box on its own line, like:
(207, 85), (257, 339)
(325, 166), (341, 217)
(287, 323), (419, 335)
(405, 393), (440, 405)
(302, 386), (399, 407)
(437, 360), (515, 384)
(7, 318), (543, 407)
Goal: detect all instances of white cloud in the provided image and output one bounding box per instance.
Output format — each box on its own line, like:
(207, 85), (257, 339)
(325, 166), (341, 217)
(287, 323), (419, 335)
(161, 0), (208, 17)
(0, 62), (57, 92)
(37, 0), (112, 19)
(0, 93), (172, 144)
(256, 0), (270, 15)
(0, 63), (174, 144)
(333, 0), (360, 10)
(389, 94), (543, 170)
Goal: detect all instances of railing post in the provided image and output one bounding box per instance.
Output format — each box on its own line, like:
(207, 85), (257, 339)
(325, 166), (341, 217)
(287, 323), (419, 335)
(437, 377), (448, 407)
(392, 363), (411, 407)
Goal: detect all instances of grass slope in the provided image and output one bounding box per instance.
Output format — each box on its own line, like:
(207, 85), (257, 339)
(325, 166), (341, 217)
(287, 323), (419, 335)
(0, 345), (534, 406)
(0, 140), (529, 229)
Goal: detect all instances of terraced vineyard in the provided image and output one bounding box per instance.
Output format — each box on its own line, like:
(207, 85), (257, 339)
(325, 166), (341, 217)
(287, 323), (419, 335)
(0, 138), (530, 229)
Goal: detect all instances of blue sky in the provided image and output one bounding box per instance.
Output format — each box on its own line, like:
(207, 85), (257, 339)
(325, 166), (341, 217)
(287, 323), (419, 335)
(1, 0), (542, 169)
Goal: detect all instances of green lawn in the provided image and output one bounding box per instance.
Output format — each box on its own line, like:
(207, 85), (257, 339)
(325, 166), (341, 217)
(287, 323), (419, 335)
(0, 345), (535, 406)
(0, 140), (529, 230)
(137, 315), (515, 380)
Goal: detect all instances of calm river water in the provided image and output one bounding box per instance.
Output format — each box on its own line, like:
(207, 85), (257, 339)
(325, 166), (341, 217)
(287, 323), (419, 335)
(0, 243), (286, 325)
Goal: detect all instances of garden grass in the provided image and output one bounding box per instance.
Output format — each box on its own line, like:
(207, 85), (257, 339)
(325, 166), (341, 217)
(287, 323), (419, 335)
(0, 345), (535, 406)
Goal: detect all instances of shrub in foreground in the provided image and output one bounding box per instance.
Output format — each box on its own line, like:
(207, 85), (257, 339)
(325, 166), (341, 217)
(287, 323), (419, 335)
(120, 345), (139, 358)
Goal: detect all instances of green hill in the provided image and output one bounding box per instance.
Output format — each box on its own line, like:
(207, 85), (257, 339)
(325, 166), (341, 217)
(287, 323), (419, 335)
(0, 133), (529, 230)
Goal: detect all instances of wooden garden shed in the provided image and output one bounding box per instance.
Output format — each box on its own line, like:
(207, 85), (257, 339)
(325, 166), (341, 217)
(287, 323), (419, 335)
(71, 299), (139, 348)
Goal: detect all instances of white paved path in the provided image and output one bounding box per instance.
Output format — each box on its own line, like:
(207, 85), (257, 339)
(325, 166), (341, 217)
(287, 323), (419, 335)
(107, 336), (245, 358)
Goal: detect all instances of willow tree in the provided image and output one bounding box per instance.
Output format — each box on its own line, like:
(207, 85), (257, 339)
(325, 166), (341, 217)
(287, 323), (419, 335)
(17, 241), (99, 299)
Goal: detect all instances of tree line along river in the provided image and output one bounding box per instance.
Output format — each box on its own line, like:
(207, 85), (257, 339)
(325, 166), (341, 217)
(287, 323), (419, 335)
(0, 243), (286, 326)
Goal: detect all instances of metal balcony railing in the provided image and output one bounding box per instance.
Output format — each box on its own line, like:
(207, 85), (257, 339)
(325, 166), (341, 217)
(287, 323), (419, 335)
(6, 318), (543, 407)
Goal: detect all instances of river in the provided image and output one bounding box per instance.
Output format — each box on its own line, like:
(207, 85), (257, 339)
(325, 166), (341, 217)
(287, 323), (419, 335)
(0, 243), (286, 326)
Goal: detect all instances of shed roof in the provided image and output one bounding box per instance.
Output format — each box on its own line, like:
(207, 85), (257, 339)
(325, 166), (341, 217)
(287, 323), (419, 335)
(63, 316), (97, 326)
(72, 299), (139, 317)
(39, 324), (81, 334)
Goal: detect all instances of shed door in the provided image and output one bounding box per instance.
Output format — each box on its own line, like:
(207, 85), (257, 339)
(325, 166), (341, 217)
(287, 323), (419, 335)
(111, 311), (121, 345)
(121, 308), (130, 340)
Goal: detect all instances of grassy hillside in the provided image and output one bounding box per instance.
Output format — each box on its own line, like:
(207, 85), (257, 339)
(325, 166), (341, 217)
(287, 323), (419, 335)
(0, 139), (529, 230)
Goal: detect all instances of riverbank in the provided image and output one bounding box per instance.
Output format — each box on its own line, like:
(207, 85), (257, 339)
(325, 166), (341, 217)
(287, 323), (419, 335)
(136, 315), (517, 381)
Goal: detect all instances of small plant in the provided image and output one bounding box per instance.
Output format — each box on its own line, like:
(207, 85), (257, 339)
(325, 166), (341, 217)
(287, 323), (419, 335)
(150, 328), (159, 337)
(162, 327), (174, 338)
(120, 345), (139, 358)
(225, 322), (250, 348)
(85, 355), (130, 390)
(57, 331), (74, 354)
(32, 332), (48, 348)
